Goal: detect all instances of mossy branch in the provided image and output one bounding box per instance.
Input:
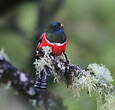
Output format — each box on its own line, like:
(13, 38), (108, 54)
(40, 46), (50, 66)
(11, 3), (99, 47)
(34, 47), (115, 110)
(0, 49), (67, 110)
(0, 47), (115, 110)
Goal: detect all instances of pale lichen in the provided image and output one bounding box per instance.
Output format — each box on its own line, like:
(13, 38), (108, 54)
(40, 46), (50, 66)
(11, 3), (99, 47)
(100, 94), (115, 110)
(33, 46), (67, 81)
(0, 49), (10, 79)
(33, 47), (56, 79)
(87, 63), (113, 83)
(72, 71), (97, 96)
(0, 48), (10, 61)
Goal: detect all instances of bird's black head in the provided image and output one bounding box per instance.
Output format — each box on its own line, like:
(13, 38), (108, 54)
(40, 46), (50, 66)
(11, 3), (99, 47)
(46, 22), (64, 33)
(46, 21), (66, 43)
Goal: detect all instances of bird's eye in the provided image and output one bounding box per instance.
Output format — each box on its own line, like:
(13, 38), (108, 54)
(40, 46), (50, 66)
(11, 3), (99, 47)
(55, 25), (59, 29)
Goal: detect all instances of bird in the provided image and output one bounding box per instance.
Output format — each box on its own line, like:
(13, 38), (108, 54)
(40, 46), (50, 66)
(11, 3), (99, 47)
(36, 21), (68, 56)
(35, 22), (69, 89)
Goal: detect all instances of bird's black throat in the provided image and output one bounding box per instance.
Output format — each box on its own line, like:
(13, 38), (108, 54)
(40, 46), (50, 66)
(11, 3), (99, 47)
(46, 30), (66, 43)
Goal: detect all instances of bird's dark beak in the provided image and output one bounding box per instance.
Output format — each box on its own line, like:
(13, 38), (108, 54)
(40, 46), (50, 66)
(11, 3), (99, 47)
(60, 24), (64, 28)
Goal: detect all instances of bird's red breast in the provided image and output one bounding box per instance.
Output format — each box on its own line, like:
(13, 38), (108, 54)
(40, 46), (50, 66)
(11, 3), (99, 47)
(37, 33), (68, 56)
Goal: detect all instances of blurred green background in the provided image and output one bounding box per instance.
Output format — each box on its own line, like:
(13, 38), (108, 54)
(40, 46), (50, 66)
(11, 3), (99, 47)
(0, 0), (115, 110)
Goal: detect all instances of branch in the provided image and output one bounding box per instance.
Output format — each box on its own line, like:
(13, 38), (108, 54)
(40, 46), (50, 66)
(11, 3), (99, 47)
(0, 49), (67, 110)
(34, 47), (115, 110)
(0, 47), (115, 110)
